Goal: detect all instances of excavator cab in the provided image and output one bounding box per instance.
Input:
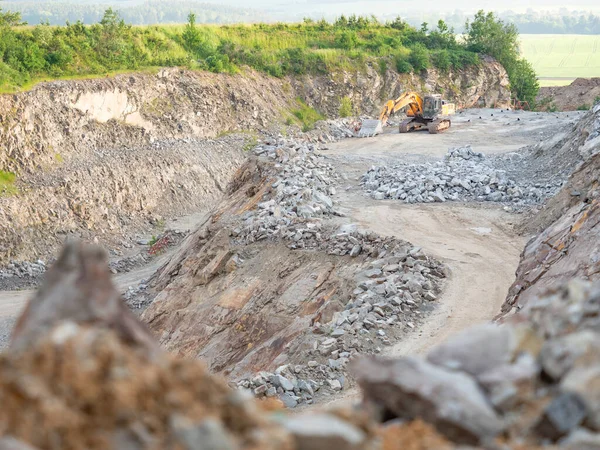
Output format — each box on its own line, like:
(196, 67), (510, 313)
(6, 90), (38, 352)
(422, 95), (443, 119)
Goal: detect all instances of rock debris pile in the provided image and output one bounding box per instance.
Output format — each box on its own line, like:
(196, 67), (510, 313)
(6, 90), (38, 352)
(354, 280), (600, 448)
(228, 135), (446, 408)
(0, 260), (47, 290)
(361, 145), (558, 205)
(236, 241), (445, 408)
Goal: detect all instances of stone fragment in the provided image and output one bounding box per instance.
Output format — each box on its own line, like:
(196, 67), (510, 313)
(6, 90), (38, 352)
(280, 392), (299, 408)
(561, 365), (600, 430)
(283, 414), (366, 450)
(540, 330), (600, 381)
(328, 379), (342, 391)
(270, 374), (294, 391)
(353, 356), (505, 445)
(534, 393), (588, 441)
(427, 324), (517, 377)
(172, 417), (236, 450)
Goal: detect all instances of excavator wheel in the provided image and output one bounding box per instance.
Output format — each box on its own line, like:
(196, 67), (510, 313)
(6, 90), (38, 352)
(428, 119), (451, 134)
(399, 119), (413, 133)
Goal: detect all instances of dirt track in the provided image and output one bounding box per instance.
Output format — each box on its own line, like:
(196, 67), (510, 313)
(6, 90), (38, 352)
(323, 108), (576, 355)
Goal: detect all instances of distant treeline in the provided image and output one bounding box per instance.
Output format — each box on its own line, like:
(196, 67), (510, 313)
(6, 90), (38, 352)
(0, 1), (263, 25)
(0, 8), (539, 103)
(397, 11), (600, 35)
(2, 2), (600, 34)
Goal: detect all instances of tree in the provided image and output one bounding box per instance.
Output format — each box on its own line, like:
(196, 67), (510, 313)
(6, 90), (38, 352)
(0, 8), (25, 28)
(409, 43), (429, 71)
(464, 11), (519, 64)
(182, 12), (202, 52)
(465, 10), (539, 104)
(507, 59), (540, 106)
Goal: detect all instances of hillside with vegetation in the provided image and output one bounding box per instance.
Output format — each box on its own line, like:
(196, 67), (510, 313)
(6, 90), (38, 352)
(0, 8), (539, 103)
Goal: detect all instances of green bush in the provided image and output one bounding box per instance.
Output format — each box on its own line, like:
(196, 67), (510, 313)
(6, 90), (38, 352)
(339, 96), (353, 117)
(291, 99), (324, 132)
(431, 49), (451, 72)
(0, 170), (18, 196)
(335, 30), (358, 50)
(577, 104), (590, 111)
(408, 44), (430, 72)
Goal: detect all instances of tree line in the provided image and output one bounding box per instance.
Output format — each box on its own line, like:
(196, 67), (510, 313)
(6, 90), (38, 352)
(0, 8), (539, 104)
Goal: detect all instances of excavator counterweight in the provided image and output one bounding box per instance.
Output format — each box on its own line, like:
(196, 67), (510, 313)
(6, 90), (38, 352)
(358, 91), (455, 136)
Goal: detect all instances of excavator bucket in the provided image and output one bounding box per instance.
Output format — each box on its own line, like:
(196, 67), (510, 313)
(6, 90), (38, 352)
(358, 119), (383, 137)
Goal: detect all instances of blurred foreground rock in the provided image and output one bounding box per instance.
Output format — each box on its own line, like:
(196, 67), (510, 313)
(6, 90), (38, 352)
(0, 242), (374, 450)
(355, 280), (600, 448)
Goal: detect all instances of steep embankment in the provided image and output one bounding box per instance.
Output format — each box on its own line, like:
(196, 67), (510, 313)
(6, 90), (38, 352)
(538, 78), (600, 111)
(502, 104), (600, 315)
(0, 62), (510, 264)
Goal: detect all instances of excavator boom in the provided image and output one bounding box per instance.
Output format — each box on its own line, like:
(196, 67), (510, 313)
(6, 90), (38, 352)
(378, 92), (423, 126)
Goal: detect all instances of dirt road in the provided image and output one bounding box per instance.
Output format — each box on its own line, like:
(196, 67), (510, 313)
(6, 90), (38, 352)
(0, 211), (210, 349)
(323, 108), (574, 356)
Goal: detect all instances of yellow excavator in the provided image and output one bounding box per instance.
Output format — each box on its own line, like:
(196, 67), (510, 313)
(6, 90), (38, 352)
(359, 92), (456, 136)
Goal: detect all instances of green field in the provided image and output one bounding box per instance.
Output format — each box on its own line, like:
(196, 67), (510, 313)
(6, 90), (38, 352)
(520, 34), (600, 86)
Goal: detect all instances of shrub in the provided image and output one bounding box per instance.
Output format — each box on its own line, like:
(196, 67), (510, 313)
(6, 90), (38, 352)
(291, 99), (324, 131)
(431, 49), (451, 72)
(335, 30), (358, 50)
(0, 170), (18, 196)
(408, 43), (429, 72)
(339, 96), (353, 117)
(577, 104), (590, 111)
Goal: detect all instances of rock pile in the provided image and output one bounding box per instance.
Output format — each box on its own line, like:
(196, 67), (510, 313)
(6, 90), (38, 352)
(0, 260), (46, 279)
(223, 134), (446, 407)
(236, 226), (445, 407)
(354, 280), (600, 448)
(361, 146), (557, 205)
(0, 260), (47, 290)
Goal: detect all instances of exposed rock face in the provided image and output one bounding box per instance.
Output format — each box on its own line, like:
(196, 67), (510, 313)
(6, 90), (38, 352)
(502, 104), (600, 316)
(0, 62), (509, 264)
(295, 55), (511, 117)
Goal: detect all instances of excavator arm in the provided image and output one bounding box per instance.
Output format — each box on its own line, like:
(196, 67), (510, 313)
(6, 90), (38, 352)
(378, 92), (423, 126)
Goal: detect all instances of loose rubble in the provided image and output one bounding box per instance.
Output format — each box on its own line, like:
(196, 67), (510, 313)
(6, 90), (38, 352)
(354, 280), (600, 448)
(0, 260), (47, 290)
(225, 134), (445, 408)
(361, 145), (561, 205)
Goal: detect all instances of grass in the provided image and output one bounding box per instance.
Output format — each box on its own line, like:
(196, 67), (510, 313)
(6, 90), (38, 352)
(0, 13), (482, 93)
(291, 99), (324, 132)
(520, 34), (600, 85)
(0, 171), (18, 196)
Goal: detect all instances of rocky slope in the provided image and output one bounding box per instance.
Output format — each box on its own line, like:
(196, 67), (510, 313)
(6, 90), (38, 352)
(139, 132), (447, 407)
(0, 62), (510, 265)
(502, 104), (600, 315)
(2, 241), (599, 450)
(538, 78), (600, 111)
(0, 242), (374, 450)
